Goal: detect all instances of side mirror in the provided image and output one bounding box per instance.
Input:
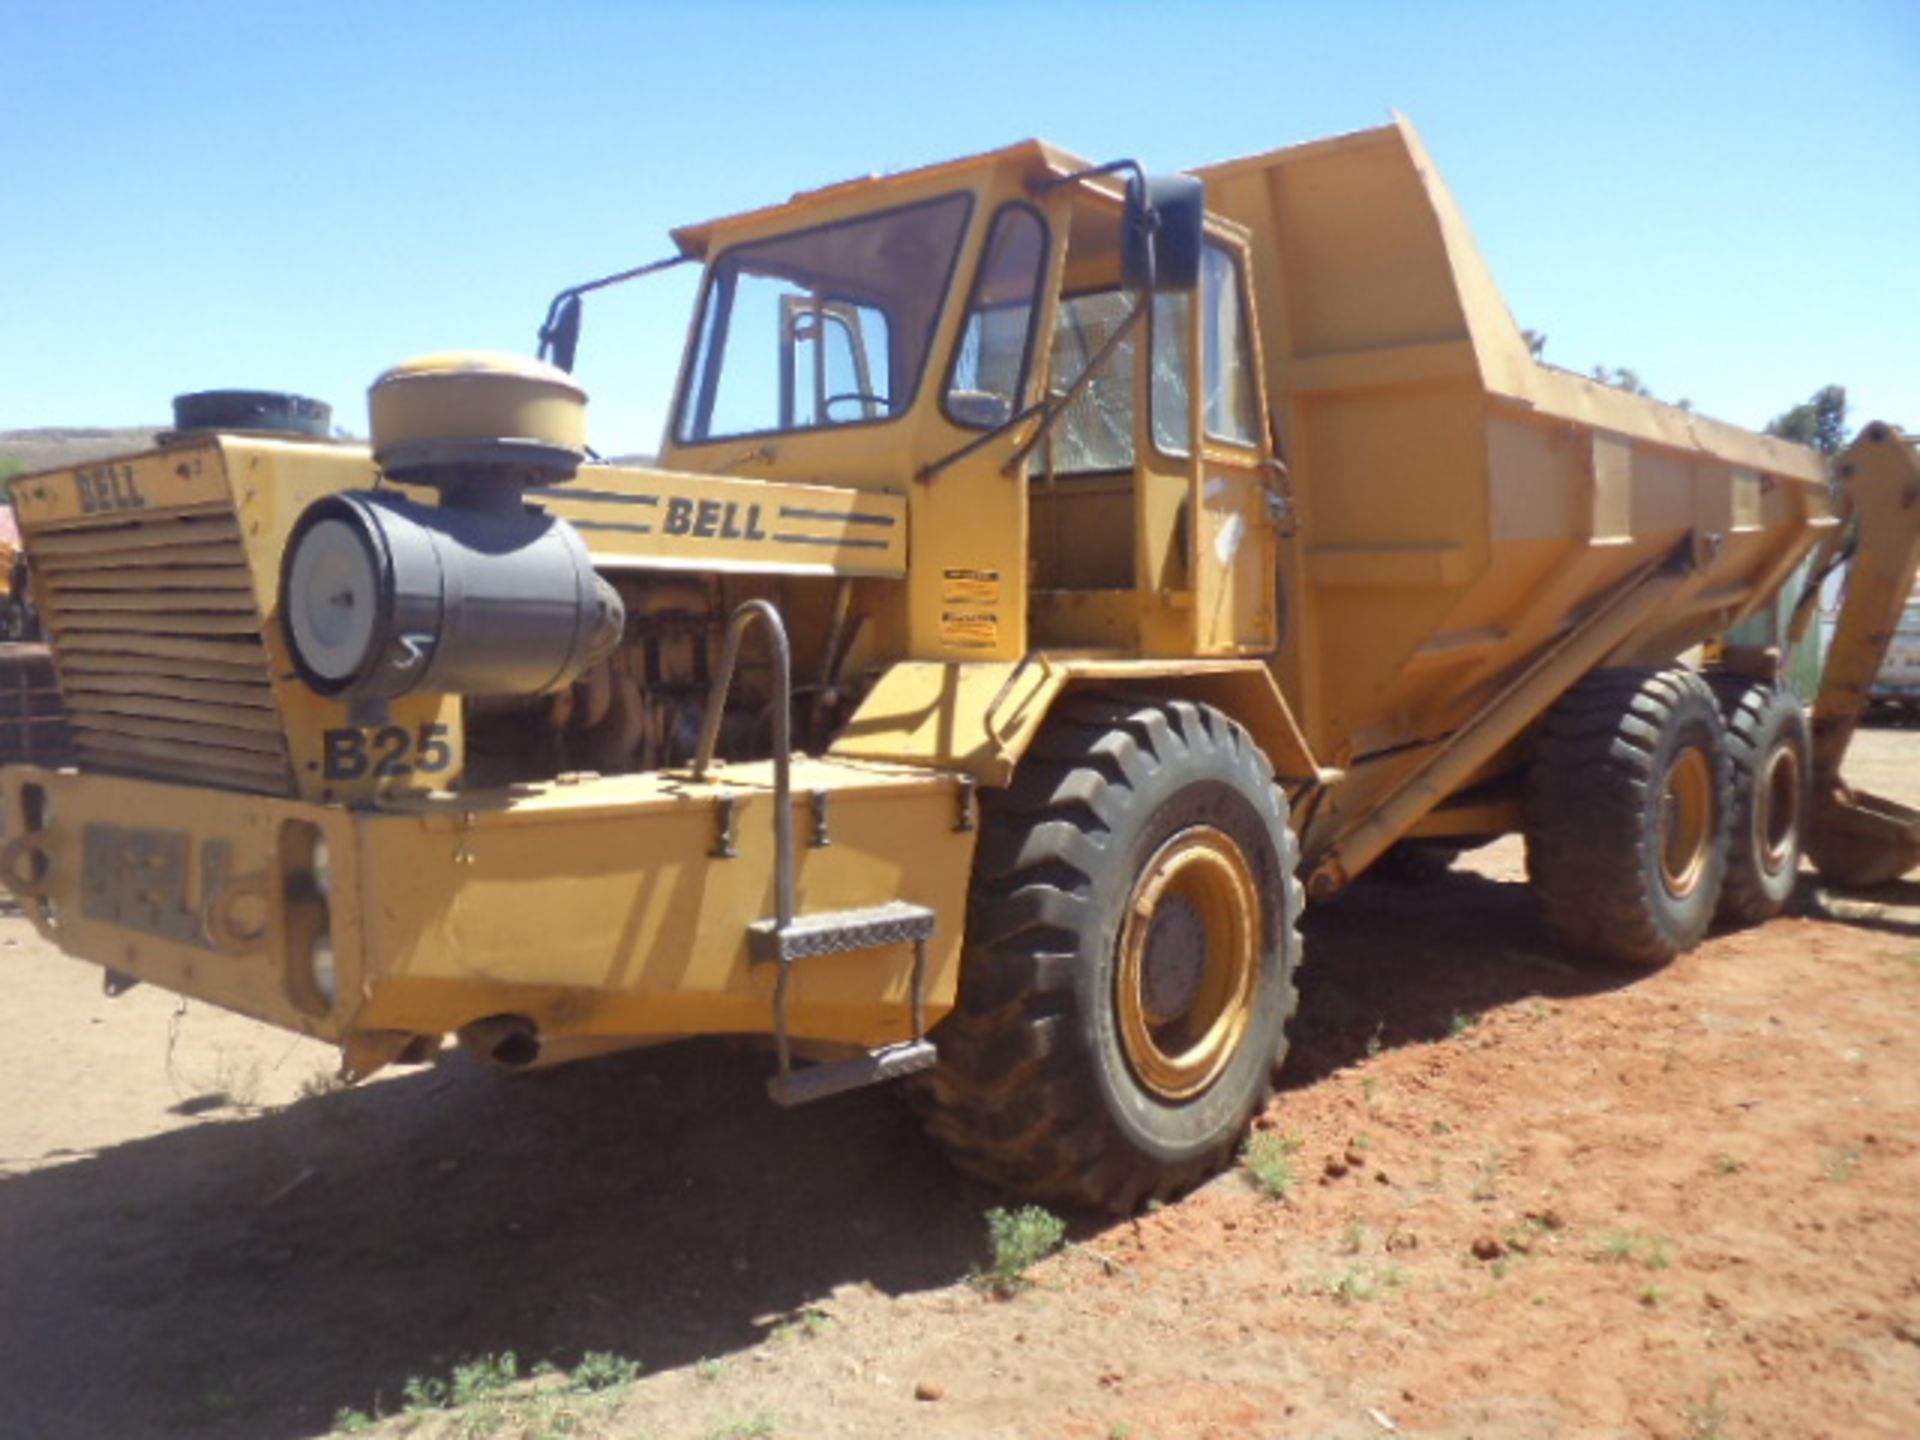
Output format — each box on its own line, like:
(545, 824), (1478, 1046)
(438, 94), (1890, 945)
(540, 293), (584, 373)
(1122, 172), (1205, 293)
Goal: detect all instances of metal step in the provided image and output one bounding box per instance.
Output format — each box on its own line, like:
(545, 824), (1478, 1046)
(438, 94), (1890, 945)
(767, 1038), (938, 1108)
(747, 899), (936, 964)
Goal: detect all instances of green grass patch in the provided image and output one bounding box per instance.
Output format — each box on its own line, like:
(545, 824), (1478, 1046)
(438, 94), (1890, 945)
(977, 1205), (1067, 1297)
(1242, 1131), (1302, 1199)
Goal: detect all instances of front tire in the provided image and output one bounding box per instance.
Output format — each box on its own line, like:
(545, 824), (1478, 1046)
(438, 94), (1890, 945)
(1525, 667), (1731, 966)
(915, 694), (1301, 1213)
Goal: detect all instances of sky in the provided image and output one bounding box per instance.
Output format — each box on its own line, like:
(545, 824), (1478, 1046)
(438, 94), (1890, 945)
(2, 0), (1915, 459)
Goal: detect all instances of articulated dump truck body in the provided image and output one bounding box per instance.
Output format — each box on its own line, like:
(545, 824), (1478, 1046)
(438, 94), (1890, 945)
(1196, 120), (1833, 881)
(4, 117), (1909, 1211)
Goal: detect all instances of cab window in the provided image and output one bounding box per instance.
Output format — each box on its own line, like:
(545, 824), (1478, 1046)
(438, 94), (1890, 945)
(945, 204), (1048, 429)
(678, 193), (971, 442)
(1051, 290), (1190, 473)
(1201, 243), (1259, 446)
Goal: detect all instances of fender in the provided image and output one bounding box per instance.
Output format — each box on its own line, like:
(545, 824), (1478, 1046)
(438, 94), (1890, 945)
(832, 656), (1326, 790)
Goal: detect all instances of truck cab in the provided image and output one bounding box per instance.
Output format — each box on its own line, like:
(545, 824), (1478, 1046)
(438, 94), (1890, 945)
(651, 142), (1283, 668)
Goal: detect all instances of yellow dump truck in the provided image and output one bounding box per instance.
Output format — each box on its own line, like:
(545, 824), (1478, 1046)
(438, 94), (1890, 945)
(6, 119), (1917, 1211)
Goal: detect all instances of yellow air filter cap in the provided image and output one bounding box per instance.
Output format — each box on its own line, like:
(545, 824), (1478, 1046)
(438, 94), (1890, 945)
(369, 351), (588, 481)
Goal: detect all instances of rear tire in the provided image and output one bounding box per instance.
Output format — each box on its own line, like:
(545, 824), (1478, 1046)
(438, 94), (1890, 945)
(1525, 667), (1731, 966)
(1709, 677), (1809, 924)
(915, 694), (1302, 1214)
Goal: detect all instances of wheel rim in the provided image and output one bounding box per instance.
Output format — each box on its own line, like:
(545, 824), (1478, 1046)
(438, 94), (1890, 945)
(1757, 742), (1802, 875)
(1659, 747), (1714, 899)
(1115, 825), (1260, 1102)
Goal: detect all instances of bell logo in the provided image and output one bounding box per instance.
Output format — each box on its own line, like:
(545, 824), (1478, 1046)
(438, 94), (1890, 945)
(663, 498), (768, 541)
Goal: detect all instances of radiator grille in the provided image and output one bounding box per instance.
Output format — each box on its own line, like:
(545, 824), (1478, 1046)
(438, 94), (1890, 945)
(32, 506), (294, 794)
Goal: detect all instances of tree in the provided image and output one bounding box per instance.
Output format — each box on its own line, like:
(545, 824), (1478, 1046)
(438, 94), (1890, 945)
(1590, 364), (1651, 397)
(1765, 385), (1849, 457)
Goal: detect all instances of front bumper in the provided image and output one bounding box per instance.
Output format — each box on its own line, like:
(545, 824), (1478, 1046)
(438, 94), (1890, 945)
(1, 759), (971, 1071)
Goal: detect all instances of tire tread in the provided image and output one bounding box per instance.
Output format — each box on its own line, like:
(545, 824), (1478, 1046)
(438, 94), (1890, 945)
(913, 695), (1302, 1212)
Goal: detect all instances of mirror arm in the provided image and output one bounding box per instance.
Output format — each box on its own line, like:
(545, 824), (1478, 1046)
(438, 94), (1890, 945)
(915, 401), (1048, 485)
(534, 253), (697, 365)
(999, 300), (1146, 478)
(915, 298), (1147, 486)
(1029, 157), (1146, 199)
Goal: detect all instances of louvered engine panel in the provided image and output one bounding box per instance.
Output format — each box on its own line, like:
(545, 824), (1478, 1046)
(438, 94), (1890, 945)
(32, 507), (295, 795)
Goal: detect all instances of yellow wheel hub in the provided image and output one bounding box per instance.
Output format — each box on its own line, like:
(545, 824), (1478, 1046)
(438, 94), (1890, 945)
(1115, 826), (1260, 1101)
(1659, 747), (1714, 899)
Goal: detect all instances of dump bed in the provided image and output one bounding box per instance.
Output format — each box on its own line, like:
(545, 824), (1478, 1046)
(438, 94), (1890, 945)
(1196, 119), (1832, 774)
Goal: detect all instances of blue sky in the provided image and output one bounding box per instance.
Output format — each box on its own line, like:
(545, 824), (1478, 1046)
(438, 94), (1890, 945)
(2, 0), (1915, 457)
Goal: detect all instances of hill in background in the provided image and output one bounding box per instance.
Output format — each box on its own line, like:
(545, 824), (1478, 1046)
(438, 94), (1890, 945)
(0, 427), (166, 478)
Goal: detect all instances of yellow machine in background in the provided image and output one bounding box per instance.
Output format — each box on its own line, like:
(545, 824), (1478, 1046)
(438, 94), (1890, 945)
(5, 119), (1916, 1212)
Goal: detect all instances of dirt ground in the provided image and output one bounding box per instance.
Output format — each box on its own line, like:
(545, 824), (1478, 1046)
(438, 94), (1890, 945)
(3, 728), (1917, 1440)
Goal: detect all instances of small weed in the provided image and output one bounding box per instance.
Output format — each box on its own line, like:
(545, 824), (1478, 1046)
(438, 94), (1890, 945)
(977, 1205), (1067, 1298)
(1109, 1425), (1134, 1440)
(1430, 1119), (1453, 1137)
(1685, 1377), (1729, 1440)
(1589, 1231), (1671, 1269)
(694, 1358), (727, 1383)
(208, 1050), (267, 1111)
(1447, 1011), (1475, 1039)
(1341, 1220), (1367, 1255)
(1711, 1153), (1742, 1176)
(571, 1351), (640, 1392)
(396, 1351), (519, 1419)
(451, 1352), (519, 1406)
(769, 1309), (829, 1343)
(1242, 1131), (1301, 1200)
(1325, 1262), (1405, 1305)
(1469, 1148), (1505, 1202)
(1822, 1147), (1861, 1183)
(333, 1408), (374, 1434)
(1592, 1231), (1636, 1264)
(1640, 1286), (1665, 1307)
(707, 1416), (775, 1440)
(298, 1068), (348, 1102)
(403, 1373), (451, 1415)
(1365, 1021), (1386, 1058)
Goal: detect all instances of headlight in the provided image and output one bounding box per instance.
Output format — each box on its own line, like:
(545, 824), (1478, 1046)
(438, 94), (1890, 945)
(310, 836), (333, 902)
(309, 932), (338, 1008)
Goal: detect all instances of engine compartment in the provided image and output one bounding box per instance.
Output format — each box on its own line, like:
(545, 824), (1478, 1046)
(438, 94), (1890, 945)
(464, 571), (877, 789)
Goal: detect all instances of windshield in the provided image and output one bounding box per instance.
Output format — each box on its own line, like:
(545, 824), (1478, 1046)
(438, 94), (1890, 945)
(677, 193), (971, 443)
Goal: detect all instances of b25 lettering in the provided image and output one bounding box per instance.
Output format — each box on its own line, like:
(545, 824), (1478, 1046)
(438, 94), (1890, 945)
(323, 723), (455, 782)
